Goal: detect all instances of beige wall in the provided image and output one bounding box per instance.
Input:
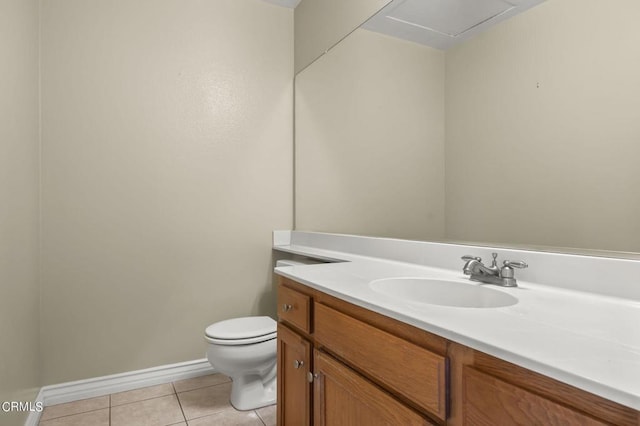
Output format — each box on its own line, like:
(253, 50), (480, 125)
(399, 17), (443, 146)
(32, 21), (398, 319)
(295, 29), (445, 240)
(0, 0), (41, 424)
(40, 0), (293, 384)
(294, 0), (390, 73)
(445, 0), (640, 251)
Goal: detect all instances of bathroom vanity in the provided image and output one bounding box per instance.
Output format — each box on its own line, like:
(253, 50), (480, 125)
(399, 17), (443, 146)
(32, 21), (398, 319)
(273, 232), (640, 425)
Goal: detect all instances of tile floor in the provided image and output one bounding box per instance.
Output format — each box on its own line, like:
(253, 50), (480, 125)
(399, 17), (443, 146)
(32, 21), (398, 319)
(38, 373), (276, 426)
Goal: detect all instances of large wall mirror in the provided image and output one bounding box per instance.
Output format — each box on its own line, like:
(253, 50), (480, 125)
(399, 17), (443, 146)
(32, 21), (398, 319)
(295, 0), (640, 257)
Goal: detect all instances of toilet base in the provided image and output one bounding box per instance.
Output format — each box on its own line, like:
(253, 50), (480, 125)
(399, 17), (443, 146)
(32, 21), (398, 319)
(229, 364), (277, 411)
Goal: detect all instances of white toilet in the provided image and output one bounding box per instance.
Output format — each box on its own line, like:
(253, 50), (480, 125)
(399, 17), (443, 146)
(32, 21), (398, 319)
(204, 260), (318, 410)
(204, 316), (277, 410)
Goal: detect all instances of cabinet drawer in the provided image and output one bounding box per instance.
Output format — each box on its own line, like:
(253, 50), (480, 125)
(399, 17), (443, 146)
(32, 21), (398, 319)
(277, 285), (311, 333)
(314, 303), (448, 421)
(463, 366), (607, 425)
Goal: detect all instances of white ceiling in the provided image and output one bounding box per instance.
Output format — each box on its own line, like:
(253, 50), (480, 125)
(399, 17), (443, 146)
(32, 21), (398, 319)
(362, 0), (546, 50)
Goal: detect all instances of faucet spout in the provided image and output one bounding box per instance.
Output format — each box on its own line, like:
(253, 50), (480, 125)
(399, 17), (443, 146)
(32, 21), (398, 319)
(463, 259), (499, 277)
(461, 254), (528, 287)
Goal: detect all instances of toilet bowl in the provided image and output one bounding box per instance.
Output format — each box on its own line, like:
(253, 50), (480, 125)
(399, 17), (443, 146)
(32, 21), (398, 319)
(204, 316), (277, 410)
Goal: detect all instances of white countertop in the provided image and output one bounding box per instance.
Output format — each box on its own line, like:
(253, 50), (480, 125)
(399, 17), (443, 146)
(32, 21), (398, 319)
(274, 241), (640, 410)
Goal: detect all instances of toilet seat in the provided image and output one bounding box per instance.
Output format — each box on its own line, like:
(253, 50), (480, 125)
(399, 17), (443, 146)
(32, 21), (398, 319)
(205, 316), (276, 346)
(205, 333), (276, 345)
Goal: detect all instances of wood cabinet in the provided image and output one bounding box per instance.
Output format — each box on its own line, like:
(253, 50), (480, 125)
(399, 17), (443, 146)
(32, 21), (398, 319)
(461, 366), (607, 425)
(449, 343), (640, 426)
(277, 323), (312, 426)
(277, 277), (447, 425)
(277, 276), (640, 426)
(314, 303), (448, 421)
(313, 349), (434, 426)
(277, 284), (312, 334)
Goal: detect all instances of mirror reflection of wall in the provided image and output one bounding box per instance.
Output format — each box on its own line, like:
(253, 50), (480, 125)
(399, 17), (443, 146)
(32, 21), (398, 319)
(295, 0), (640, 254)
(294, 0), (391, 73)
(295, 28), (446, 240)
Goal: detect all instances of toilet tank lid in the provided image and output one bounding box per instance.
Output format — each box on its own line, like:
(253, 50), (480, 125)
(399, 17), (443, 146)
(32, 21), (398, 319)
(205, 316), (276, 340)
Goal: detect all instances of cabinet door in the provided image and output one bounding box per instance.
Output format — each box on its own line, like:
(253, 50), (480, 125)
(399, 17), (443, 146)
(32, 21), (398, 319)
(313, 350), (434, 426)
(463, 366), (608, 425)
(277, 323), (312, 426)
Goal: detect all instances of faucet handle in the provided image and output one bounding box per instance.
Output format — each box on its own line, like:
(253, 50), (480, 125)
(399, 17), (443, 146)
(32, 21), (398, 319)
(461, 255), (482, 262)
(503, 260), (528, 269)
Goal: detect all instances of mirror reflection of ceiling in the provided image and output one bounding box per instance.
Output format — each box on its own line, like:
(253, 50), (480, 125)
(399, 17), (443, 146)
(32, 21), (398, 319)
(363, 0), (545, 50)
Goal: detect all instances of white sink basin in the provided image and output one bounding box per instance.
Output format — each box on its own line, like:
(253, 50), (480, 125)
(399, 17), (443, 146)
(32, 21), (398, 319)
(369, 277), (518, 308)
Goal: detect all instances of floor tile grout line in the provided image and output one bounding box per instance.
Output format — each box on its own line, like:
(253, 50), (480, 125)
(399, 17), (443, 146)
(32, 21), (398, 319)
(173, 382), (235, 422)
(174, 379), (232, 395)
(175, 380), (232, 397)
(182, 409), (230, 423)
(110, 391), (178, 408)
(258, 406), (278, 426)
(172, 381), (188, 424)
(39, 406), (109, 423)
(255, 409), (267, 426)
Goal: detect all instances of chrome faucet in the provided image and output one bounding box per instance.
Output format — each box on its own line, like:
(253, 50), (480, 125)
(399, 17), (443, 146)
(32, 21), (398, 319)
(461, 253), (528, 287)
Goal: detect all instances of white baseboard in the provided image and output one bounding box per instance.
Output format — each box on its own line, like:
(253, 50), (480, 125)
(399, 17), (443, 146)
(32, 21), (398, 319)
(24, 388), (44, 426)
(24, 359), (214, 426)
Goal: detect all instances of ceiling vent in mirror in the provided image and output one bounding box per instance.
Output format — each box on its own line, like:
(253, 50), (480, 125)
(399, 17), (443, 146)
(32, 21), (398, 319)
(362, 0), (545, 50)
